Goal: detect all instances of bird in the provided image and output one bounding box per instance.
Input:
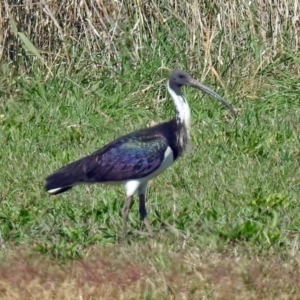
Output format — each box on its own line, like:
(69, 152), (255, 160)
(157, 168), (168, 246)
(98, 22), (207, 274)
(45, 69), (236, 240)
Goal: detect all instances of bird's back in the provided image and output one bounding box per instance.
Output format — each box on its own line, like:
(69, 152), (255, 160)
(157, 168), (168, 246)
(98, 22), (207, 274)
(45, 119), (181, 194)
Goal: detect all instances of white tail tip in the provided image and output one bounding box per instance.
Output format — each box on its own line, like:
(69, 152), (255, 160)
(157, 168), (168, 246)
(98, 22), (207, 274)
(47, 187), (63, 194)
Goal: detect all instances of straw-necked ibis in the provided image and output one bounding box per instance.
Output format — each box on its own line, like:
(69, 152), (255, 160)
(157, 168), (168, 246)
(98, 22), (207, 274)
(45, 70), (236, 239)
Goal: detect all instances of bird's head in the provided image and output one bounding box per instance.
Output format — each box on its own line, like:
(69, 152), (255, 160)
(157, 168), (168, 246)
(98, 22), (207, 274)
(168, 69), (236, 117)
(169, 70), (194, 88)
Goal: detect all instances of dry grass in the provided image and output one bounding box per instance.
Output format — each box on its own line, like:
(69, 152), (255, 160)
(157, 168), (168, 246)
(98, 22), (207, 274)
(0, 242), (300, 299)
(1, 0), (299, 74)
(1, 0), (299, 104)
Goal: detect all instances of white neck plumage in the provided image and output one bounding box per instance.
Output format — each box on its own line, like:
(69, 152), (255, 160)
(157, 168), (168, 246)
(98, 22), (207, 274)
(167, 81), (191, 151)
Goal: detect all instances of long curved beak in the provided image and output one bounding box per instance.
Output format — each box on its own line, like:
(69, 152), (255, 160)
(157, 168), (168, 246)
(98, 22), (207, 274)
(188, 78), (236, 117)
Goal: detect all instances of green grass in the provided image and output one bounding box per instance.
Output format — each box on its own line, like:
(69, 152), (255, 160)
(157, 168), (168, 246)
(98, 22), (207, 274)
(1, 58), (300, 262)
(1, 1), (300, 297)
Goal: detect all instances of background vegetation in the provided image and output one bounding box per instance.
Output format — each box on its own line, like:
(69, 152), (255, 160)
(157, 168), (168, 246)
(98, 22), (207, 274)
(1, 0), (300, 298)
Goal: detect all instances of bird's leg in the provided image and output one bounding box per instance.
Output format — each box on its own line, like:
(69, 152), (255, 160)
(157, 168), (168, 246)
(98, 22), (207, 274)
(122, 195), (133, 240)
(139, 194), (153, 236)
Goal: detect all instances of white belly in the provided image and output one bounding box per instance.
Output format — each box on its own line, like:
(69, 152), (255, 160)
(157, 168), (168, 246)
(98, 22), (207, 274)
(143, 146), (174, 180)
(124, 146), (174, 196)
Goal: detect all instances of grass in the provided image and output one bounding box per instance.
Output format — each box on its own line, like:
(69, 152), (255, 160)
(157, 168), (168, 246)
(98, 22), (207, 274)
(1, 61), (300, 298)
(1, 0), (300, 298)
(1, 66), (300, 254)
(1, 243), (300, 299)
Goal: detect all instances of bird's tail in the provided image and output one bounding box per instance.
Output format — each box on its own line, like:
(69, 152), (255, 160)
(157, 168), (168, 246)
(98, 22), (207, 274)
(45, 159), (86, 195)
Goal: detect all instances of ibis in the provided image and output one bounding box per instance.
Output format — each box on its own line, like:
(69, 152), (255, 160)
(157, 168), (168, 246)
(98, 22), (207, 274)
(45, 70), (236, 239)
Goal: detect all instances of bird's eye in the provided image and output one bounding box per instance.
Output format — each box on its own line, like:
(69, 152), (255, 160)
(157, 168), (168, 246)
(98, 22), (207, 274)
(179, 74), (184, 78)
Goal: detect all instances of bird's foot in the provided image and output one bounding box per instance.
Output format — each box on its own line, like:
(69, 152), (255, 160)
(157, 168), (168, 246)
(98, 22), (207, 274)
(142, 217), (153, 237)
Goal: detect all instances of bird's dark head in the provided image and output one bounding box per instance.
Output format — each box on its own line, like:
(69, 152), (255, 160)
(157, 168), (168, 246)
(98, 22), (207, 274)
(169, 70), (193, 89)
(168, 69), (236, 117)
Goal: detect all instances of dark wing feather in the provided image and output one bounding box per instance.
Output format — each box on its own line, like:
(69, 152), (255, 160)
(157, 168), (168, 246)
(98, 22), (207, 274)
(85, 135), (169, 181)
(45, 133), (169, 193)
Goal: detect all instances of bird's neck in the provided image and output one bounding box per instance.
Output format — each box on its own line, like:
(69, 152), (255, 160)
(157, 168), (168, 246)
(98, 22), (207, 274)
(167, 81), (191, 152)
